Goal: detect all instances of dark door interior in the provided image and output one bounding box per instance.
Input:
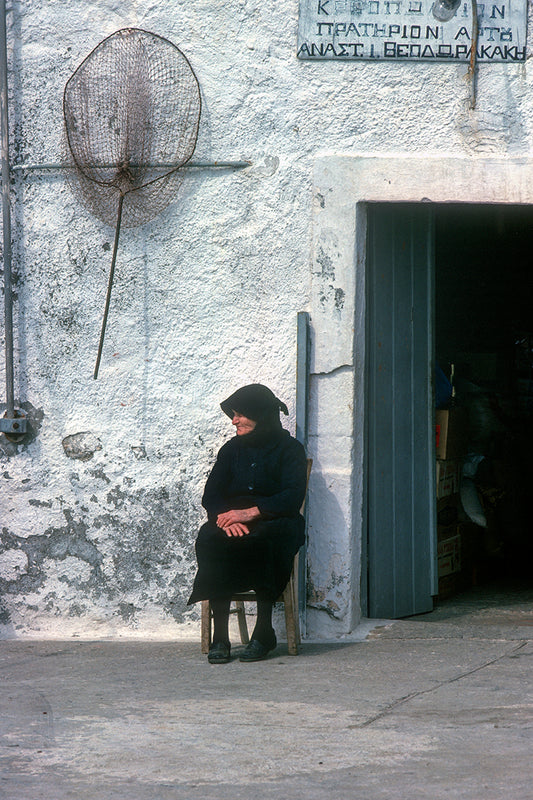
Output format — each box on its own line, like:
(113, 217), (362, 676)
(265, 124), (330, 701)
(435, 204), (533, 591)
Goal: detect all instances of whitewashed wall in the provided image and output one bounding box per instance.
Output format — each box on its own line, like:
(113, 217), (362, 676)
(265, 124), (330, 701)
(1, 0), (533, 639)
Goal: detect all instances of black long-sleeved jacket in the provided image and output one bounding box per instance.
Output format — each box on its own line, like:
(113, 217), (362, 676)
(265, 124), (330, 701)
(202, 429), (307, 521)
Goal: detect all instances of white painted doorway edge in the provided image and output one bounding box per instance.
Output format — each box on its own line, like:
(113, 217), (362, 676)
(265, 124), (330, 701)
(306, 154), (533, 639)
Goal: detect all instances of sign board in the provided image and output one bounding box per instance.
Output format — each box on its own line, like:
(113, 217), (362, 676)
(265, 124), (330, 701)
(297, 0), (527, 61)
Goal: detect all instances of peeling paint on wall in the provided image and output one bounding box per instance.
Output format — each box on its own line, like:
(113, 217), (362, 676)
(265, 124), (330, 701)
(0, 479), (199, 635)
(307, 552), (350, 620)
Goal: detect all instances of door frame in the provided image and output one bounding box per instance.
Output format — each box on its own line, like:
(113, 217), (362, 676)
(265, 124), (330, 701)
(306, 155), (533, 638)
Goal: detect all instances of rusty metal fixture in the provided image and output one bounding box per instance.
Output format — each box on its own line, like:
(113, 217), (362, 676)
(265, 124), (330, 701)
(468, 0), (479, 110)
(0, 408), (27, 442)
(63, 28), (201, 378)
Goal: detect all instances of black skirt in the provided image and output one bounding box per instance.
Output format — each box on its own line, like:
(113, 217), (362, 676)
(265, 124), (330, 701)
(187, 516), (305, 604)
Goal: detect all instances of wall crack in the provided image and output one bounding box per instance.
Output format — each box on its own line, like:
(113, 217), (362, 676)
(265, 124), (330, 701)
(312, 364), (353, 377)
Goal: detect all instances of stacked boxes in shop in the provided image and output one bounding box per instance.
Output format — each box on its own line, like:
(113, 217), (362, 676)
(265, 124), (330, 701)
(435, 408), (467, 597)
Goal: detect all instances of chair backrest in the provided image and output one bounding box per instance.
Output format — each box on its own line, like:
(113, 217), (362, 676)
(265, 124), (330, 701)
(300, 458), (312, 514)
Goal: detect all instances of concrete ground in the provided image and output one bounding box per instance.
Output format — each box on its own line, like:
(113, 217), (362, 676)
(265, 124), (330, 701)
(1, 580), (532, 800)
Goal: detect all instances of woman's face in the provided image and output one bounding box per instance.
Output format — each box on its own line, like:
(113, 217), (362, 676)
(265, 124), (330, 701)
(231, 411), (257, 436)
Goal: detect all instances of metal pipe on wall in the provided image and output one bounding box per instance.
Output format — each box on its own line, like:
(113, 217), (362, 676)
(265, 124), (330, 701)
(0, 0), (14, 417)
(0, 0), (26, 437)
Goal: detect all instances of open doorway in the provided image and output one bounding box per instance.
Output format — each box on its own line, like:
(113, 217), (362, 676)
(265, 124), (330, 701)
(365, 202), (533, 620)
(435, 204), (533, 596)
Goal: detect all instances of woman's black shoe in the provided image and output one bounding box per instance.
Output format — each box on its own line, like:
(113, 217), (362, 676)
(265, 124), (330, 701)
(208, 641), (231, 664)
(239, 636), (277, 662)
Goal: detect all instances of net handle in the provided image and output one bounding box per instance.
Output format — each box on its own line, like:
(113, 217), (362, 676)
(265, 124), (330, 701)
(93, 193), (124, 379)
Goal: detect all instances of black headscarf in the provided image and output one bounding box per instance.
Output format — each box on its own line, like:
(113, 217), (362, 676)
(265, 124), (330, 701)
(220, 384), (289, 444)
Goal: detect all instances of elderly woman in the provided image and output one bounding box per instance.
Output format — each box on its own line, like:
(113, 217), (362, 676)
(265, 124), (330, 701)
(188, 384), (308, 663)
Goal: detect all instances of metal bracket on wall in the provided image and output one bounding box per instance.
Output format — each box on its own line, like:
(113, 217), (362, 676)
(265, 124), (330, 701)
(0, 412), (27, 435)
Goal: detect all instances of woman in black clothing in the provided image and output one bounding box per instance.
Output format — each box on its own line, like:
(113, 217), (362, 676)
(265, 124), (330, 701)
(188, 384), (308, 664)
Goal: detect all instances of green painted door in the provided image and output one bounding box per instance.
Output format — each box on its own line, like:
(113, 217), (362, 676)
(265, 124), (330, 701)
(366, 203), (437, 618)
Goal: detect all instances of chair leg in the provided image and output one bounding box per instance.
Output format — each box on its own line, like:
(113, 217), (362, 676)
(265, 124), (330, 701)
(291, 554), (301, 645)
(235, 600), (249, 644)
(292, 578), (301, 646)
(283, 578), (299, 656)
(201, 600), (211, 654)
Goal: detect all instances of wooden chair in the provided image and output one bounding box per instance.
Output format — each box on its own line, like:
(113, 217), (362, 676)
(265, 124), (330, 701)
(201, 458), (312, 656)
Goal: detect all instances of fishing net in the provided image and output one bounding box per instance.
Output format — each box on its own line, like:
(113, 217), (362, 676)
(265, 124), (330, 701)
(64, 27), (201, 227)
(63, 28), (201, 376)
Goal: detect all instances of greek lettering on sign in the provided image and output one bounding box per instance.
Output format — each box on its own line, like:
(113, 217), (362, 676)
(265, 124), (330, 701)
(297, 0), (527, 61)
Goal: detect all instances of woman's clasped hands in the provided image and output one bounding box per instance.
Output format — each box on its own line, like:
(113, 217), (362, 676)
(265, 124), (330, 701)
(216, 506), (261, 537)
